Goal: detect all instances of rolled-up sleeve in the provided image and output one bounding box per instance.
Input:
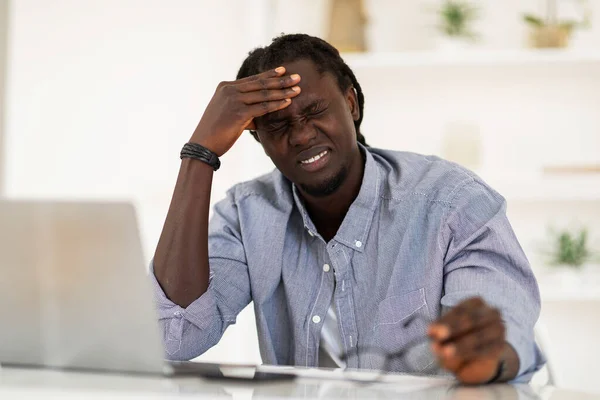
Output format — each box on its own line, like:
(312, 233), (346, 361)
(440, 179), (546, 383)
(151, 190), (252, 360)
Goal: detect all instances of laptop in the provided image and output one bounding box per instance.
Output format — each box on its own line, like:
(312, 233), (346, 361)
(0, 200), (292, 381)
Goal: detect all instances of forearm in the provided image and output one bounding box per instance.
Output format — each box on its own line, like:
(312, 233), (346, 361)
(153, 158), (213, 307)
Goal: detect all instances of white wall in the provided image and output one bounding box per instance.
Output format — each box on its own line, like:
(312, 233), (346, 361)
(0, 0), (8, 193)
(4, 0), (276, 365)
(3, 0), (285, 250)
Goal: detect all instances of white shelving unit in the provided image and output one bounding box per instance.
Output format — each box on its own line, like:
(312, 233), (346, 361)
(342, 49), (600, 68)
(339, 48), (600, 205)
(483, 175), (600, 202)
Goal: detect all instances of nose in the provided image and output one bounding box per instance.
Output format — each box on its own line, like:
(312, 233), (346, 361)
(288, 120), (317, 147)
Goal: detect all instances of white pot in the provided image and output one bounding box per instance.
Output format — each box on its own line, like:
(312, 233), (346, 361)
(538, 264), (600, 290)
(436, 36), (474, 52)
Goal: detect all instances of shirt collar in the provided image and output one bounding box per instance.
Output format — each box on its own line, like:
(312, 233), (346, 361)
(292, 144), (382, 252)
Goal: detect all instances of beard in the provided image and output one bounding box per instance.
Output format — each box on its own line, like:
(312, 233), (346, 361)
(299, 165), (348, 198)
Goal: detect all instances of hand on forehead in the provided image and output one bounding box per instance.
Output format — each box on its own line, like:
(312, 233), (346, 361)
(254, 60), (338, 125)
(280, 59), (340, 95)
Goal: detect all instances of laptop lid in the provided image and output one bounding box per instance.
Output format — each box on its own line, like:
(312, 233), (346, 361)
(0, 200), (166, 374)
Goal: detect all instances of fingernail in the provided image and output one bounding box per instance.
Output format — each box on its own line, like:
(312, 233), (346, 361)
(438, 326), (450, 340)
(291, 86), (301, 92)
(290, 74), (300, 81)
(275, 66), (285, 73)
(443, 345), (455, 357)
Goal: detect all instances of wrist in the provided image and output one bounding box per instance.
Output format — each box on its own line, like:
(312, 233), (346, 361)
(188, 137), (221, 157)
(486, 342), (520, 384)
(180, 142), (221, 171)
(189, 124), (226, 157)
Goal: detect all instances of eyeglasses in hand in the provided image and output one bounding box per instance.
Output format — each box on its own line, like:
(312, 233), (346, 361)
(338, 313), (440, 383)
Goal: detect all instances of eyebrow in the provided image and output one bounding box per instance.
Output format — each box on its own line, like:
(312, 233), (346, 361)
(263, 98), (325, 124)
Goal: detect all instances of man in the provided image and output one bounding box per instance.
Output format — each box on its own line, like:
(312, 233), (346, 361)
(152, 34), (544, 384)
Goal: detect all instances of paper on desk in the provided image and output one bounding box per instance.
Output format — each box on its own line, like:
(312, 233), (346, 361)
(257, 365), (452, 392)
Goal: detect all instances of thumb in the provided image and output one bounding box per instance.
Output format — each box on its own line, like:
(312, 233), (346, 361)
(245, 119), (257, 131)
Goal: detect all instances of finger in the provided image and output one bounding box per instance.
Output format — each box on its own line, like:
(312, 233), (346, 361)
(432, 341), (465, 372)
(438, 323), (505, 363)
(429, 307), (501, 343)
(237, 73), (301, 93)
(429, 298), (501, 341)
(432, 341), (499, 376)
(240, 86), (301, 105)
(455, 357), (502, 386)
(247, 98), (293, 119)
(235, 66), (286, 85)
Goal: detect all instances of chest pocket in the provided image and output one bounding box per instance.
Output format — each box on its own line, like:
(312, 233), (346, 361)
(371, 288), (436, 373)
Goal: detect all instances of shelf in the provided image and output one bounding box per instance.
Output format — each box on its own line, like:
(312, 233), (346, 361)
(543, 165), (600, 174)
(482, 175), (600, 202)
(342, 49), (600, 69)
(536, 268), (600, 300)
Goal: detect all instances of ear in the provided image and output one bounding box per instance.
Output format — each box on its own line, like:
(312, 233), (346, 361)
(252, 131), (271, 157)
(345, 86), (360, 122)
(250, 130), (261, 143)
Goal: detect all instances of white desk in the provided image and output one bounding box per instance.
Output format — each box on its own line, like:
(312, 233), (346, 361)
(0, 366), (598, 400)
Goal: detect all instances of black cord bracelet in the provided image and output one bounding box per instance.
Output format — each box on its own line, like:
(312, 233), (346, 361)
(180, 142), (221, 171)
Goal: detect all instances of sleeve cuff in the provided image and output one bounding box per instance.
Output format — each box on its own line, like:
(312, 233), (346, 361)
(148, 260), (185, 318)
(505, 325), (546, 383)
(148, 260), (230, 331)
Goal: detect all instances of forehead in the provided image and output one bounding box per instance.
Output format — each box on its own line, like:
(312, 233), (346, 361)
(261, 59), (341, 121)
(282, 59), (337, 93)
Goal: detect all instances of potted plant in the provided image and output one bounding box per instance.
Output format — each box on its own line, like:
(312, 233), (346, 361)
(523, 0), (591, 48)
(548, 228), (592, 268)
(436, 0), (479, 51)
(538, 227), (600, 290)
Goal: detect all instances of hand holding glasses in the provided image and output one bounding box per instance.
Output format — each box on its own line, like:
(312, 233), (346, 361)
(340, 296), (510, 385)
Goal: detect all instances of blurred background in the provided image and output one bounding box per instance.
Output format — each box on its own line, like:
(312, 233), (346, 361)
(1, 0), (599, 394)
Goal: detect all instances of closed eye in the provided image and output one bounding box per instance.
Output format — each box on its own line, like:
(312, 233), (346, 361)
(308, 102), (328, 117)
(266, 122), (288, 134)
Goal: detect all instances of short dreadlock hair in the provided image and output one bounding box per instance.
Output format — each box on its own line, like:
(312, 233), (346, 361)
(236, 33), (367, 147)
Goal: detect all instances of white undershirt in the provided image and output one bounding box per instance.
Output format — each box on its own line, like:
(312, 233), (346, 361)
(319, 301), (347, 368)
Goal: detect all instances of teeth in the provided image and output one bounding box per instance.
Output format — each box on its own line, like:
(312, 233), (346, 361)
(301, 150), (328, 165)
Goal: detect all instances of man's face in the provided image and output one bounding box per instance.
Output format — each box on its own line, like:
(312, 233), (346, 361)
(254, 59), (360, 197)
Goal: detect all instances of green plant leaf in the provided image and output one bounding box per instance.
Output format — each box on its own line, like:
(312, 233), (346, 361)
(523, 14), (545, 27)
(559, 20), (579, 32)
(550, 228), (592, 267)
(438, 1), (480, 38)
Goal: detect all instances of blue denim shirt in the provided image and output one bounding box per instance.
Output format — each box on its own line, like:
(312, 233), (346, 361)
(152, 145), (545, 382)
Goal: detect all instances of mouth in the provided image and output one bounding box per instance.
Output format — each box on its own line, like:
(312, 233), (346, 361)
(298, 149), (331, 172)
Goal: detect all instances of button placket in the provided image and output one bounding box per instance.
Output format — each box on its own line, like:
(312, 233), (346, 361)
(328, 245), (360, 369)
(305, 248), (335, 367)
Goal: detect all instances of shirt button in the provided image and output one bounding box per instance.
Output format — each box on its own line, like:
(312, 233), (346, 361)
(174, 311), (182, 317)
(355, 240), (362, 248)
(308, 230), (314, 237)
(312, 315), (321, 324)
(323, 264), (330, 272)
